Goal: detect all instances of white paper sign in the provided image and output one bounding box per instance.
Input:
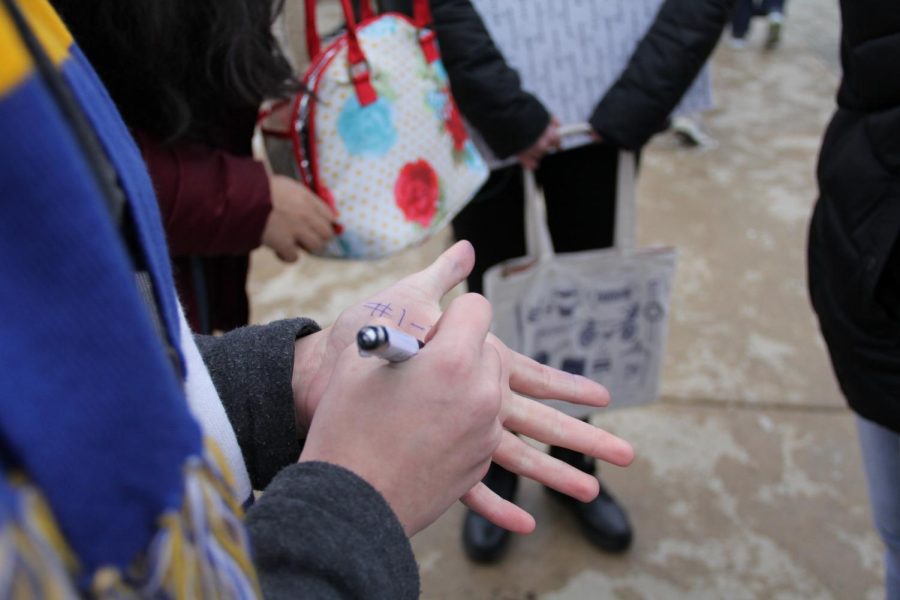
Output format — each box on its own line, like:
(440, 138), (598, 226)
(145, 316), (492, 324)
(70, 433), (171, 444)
(467, 0), (714, 167)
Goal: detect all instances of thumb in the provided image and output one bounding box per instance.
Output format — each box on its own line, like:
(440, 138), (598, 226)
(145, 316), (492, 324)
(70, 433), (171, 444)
(404, 240), (475, 300)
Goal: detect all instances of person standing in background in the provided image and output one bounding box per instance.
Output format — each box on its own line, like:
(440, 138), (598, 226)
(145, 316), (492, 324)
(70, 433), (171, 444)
(376, 0), (736, 564)
(729, 0), (787, 50)
(51, 0), (338, 333)
(807, 2), (900, 597)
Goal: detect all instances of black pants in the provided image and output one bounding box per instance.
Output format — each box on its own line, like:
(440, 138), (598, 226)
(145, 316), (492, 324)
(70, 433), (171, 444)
(452, 143), (620, 294)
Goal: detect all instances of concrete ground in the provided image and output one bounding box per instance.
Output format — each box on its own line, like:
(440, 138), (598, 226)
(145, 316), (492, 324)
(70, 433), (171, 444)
(249, 1), (887, 597)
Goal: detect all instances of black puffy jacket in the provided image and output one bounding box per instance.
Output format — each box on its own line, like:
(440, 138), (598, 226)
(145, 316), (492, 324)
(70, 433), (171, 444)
(382, 0), (734, 157)
(808, 0), (900, 432)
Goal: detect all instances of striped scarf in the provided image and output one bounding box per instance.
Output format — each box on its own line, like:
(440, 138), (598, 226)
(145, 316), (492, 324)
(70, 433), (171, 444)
(0, 0), (261, 595)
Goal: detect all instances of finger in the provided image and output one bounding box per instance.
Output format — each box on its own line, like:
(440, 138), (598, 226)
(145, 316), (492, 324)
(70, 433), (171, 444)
(306, 190), (338, 222)
(492, 431), (599, 502)
(461, 482), (535, 534)
(502, 395), (634, 467)
(273, 240), (299, 263)
(423, 293), (492, 353)
(306, 212), (337, 241)
(404, 240), (475, 299)
(294, 224), (327, 253)
(547, 118), (562, 148)
(501, 340), (610, 407)
(481, 337), (506, 405)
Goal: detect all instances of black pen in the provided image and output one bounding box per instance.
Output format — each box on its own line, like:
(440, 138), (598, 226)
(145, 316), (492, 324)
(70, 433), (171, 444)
(357, 325), (424, 363)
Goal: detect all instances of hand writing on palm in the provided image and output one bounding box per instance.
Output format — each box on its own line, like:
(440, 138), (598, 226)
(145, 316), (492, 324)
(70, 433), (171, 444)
(292, 241), (633, 533)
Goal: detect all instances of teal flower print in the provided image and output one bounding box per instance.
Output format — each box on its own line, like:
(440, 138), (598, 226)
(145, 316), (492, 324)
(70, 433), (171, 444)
(336, 230), (368, 258)
(432, 59), (449, 86)
(463, 141), (484, 170)
(363, 16), (399, 38)
(337, 94), (397, 157)
(426, 89), (448, 120)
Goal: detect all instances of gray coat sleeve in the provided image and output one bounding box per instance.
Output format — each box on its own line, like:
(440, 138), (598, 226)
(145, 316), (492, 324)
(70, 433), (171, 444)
(590, 0), (736, 150)
(195, 318), (320, 490)
(246, 462), (420, 599)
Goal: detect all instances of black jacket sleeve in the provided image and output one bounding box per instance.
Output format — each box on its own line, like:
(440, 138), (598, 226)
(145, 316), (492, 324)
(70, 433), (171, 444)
(195, 318), (320, 490)
(246, 462), (420, 599)
(423, 0), (552, 158)
(590, 0), (736, 150)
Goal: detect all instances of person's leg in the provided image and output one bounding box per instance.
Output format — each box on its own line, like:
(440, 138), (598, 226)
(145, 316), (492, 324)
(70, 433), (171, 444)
(451, 164), (526, 295)
(763, 0), (786, 15)
(856, 416), (900, 599)
(762, 0), (785, 49)
(538, 145), (633, 552)
(538, 143), (617, 253)
(731, 0), (755, 41)
(452, 165), (525, 563)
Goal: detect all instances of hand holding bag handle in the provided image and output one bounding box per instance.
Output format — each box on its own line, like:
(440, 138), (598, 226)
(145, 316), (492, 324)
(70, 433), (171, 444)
(524, 122), (638, 266)
(274, 0), (488, 259)
(490, 124), (675, 413)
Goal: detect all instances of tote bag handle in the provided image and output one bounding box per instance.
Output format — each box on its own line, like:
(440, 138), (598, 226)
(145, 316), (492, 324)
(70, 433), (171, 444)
(523, 168), (555, 263)
(523, 123), (637, 262)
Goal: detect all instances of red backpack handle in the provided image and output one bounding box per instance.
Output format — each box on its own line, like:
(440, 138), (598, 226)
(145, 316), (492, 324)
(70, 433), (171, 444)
(304, 0), (378, 105)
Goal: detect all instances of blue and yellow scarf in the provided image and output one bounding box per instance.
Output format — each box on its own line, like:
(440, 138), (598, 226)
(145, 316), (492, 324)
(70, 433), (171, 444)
(0, 1), (260, 596)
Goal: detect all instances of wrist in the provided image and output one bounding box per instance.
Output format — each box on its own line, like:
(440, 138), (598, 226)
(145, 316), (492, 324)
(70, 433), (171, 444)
(292, 327), (329, 435)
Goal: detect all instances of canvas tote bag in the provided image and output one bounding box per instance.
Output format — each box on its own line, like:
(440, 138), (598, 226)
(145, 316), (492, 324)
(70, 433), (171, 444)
(483, 124), (678, 417)
(260, 0), (488, 259)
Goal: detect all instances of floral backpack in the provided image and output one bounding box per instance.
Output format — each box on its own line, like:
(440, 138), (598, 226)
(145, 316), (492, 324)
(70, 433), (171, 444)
(260, 0), (488, 259)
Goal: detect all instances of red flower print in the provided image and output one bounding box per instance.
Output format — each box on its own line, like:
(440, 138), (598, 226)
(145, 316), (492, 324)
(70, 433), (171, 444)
(445, 98), (468, 151)
(394, 160), (440, 227)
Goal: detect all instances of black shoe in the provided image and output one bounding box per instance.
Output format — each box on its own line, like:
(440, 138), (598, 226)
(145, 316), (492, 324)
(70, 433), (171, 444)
(462, 463), (518, 563)
(548, 445), (633, 553)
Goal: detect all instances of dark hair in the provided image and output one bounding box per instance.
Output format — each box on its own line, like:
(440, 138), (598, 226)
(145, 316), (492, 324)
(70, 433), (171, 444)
(51, 0), (298, 143)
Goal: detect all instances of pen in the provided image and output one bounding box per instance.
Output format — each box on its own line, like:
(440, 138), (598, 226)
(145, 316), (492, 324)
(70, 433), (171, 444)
(357, 325), (424, 363)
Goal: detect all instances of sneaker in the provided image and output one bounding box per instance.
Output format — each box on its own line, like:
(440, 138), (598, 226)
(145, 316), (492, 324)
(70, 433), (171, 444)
(728, 35), (748, 50)
(765, 13), (783, 50)
(672, 116), (718, 149)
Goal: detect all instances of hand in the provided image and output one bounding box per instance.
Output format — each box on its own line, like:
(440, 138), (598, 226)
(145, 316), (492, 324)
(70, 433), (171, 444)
(299, 293), (505, 535)
(262, 174), (337, 261)
(292, 241), (634, 534)
(292, 241), (479, 433)
(516, 117), (561, 170)
(464, 333), (633, 533)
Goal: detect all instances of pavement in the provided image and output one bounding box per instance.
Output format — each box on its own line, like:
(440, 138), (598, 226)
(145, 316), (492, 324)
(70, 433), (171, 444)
(248, 1), (887, 597)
